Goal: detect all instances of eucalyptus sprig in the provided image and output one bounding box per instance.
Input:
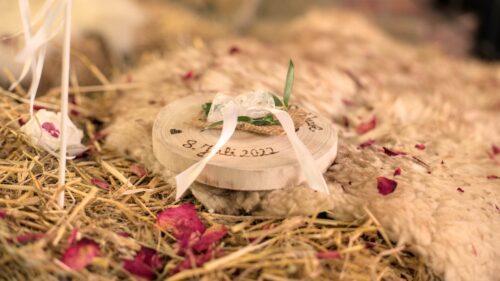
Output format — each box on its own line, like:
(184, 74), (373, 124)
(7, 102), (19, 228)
(201, 59), (295, 128)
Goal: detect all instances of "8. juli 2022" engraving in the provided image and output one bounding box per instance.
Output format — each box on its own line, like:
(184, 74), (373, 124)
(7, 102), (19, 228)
(182, 139), (279, 158)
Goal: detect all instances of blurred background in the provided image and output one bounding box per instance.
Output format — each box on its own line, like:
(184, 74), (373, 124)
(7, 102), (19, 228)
(1, 0), (499, 91)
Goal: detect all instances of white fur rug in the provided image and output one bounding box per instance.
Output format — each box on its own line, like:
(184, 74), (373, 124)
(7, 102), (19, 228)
(106, 8), (500, 281)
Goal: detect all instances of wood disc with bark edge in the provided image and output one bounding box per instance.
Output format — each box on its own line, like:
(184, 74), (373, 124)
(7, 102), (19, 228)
(152, 94), (338, 191)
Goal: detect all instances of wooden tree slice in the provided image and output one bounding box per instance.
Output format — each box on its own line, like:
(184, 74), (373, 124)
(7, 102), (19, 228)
(152, 94), (338, 191)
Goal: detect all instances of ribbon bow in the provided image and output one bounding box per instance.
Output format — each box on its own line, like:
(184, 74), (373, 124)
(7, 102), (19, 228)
(174, 91), (330, 200)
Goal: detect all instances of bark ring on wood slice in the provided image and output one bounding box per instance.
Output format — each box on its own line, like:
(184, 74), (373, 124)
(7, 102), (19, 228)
(152, 93), (338, 192)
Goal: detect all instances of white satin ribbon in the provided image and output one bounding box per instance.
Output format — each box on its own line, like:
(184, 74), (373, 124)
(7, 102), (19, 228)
(174, 97), (329, 200)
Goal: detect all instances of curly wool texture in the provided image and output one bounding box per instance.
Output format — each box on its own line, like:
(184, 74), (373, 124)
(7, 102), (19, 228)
(106, 8), (500, 281)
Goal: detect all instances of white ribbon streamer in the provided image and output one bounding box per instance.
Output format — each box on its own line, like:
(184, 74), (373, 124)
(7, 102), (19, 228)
(175, 102), (239, 200)
(174, 94), (329, 200)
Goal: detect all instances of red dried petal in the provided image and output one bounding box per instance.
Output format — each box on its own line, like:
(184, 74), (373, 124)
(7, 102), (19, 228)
(91, 178), (109, 190)
(359, 139), (375, 149)
(377, 177), (397, 196)
(173, 250), (219, 274)
(70, 109), (80, 116)
(415, 143), (426, 150)
(15, 233), (44, 244)
(61, 238), (100, 270)
(492, 145), (500, 155)
(317, 250), (342, 260)
(383, 147), (407, 156)
(192, 225), (227, 253)
(342, 99), (354, 106)
(18, 117), (26, 126)
(157, 204), (206, 244)
(394, 167), (402, 176)
(457, 187), (465, 193)
(0, 209), (6, 219)
(118, 232), (131, 237)
(123, 247), (164, 280)
(130, 164), (147, 178)
(356, 116), (377, 135)
(228, 46), (240, 55)
(182, 71), (194, 80)
(487, 175), (499, 179)
(33, 105), (46, 111)
(41, 122), (60, 138)
(68, 228), (79, 245)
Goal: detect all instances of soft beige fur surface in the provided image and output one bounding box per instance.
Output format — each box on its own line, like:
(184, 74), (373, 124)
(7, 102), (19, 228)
(106, 8), (500, 281)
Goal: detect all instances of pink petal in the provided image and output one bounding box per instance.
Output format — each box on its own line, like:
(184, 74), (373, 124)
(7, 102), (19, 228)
(157, 204), (206, 245)
(359, 139), (375, 149)
(123, 247), (165, 280)
(377, 177), (397, 196)
(228, 46), (240, 55)
(457, 187), (465, 193)
(382, 147), (407, 156)
(0, 209), (6, 219)
(61, 238), (100, 270)
(130, 164), (147, 178)
(192, 225), (227, 253)
(172, 250), (219, 274)
(91, 178), (109, 190)
(356, 116), (377, 135)
(317, 250), (342, 260)
(492, 145), (500, 155)
(341, 99), (354, 106)
(15, 233), (45, 244)
(182, 71), (194, 80)
(118, 232), (131, 237)
(415, 143), (426, 150)
(487, 175), (499, 179)
(394, 167), (402, 176)
(41, 122), (60, 138)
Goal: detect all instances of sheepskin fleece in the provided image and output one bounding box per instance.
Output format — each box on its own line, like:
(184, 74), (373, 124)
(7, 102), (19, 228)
(106, 8), (500, 281)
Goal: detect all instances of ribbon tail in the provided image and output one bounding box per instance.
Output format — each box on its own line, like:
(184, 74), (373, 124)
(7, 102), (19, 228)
(269, 108), (330, 194)
(174, 103), (238, 200)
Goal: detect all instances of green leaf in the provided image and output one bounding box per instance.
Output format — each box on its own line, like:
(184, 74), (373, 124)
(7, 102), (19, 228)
(271, 94), (283, 107)
(283, 59), (294, 108)
(202, 102), (212, 116)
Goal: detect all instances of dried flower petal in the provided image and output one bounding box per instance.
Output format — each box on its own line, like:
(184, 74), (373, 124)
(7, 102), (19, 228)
(33, 105), (47, 111)
(487, 175), (499, 179)
(157, 204), (206, 245)
(0, 209), (6, 219)
(130, 164), (147, 177)
(383, 147), (407, 156)
(91, 178), (109, 190)
(21, 109), (86, 157)
(182, 71), (194, 80)
(377, 177), (397, 195)
(356, 116), (377, 135)
(317, 250), (342, 260)
(394, 167), (402, 176)
(16, 233), (45, 244)
(492, 145), (500, 155)
(192, 225), (227, 253)
(173, 251), (218, 273)
(61, 238), (100, 270)
(123, 247), (165, 280)
(359, 139), (375, 149)
(228, 46), (240, 55)
(415, 143), (426, 150)
(457, 187), (465, 193)
(41, 122), (60, 138)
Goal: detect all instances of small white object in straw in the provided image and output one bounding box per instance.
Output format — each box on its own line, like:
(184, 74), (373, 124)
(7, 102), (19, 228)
(175, 91), (330, 200)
